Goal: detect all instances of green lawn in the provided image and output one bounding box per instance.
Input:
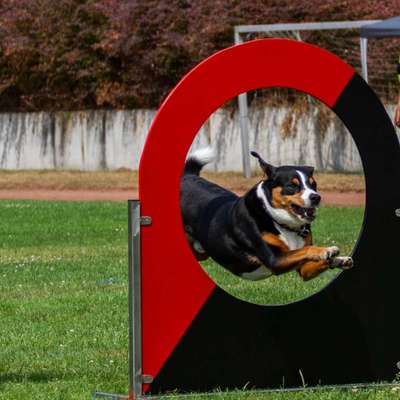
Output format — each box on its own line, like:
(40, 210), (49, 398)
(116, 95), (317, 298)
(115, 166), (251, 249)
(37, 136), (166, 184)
(0, 201), (128, 399)
(0, 200), (398, 400)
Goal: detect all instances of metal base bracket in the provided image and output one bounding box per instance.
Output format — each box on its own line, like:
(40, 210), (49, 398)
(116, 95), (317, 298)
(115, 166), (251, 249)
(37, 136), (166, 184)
(92, 391), (128, 400)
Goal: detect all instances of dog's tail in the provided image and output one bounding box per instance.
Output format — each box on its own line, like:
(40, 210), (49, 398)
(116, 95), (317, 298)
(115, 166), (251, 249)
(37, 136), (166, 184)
(184, 147), (215, 175)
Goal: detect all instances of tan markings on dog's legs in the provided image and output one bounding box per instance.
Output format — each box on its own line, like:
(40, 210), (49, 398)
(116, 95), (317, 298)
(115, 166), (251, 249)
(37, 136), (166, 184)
(298, 260), (330, 281)
(304, 231), (313, 246)
(270, 245), (339, 273)
(261, 232), (289, 252)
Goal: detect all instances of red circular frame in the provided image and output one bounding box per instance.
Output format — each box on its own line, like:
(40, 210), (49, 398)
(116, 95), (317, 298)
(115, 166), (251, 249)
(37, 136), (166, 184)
(138, 39), (354, 389)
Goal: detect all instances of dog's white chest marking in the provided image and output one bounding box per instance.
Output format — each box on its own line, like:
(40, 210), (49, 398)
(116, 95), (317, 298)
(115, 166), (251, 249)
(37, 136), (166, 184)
(276, 225), (305, 250)
(241, 266), (273, 281)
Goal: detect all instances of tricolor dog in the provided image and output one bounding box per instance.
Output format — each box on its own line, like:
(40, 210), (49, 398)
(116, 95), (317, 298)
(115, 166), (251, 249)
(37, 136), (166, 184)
(180, 148), (353, 281)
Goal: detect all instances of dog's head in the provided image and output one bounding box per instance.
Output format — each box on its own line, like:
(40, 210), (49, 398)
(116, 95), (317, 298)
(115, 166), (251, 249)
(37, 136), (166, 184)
(251, 151), (321, 227)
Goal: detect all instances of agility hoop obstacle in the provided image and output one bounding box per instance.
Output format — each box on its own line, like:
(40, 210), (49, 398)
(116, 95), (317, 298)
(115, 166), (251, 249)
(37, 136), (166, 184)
(94, 39), (400, 399)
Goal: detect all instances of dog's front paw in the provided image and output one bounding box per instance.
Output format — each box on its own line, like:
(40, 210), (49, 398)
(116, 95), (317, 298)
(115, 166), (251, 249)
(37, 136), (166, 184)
(306, 246), (340, 262)
(322, 246), (340, 261)
(329, 256), (353, 270)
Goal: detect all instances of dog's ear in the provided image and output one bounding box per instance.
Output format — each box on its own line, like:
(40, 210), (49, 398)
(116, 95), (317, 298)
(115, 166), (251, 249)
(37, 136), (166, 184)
(250, 151), (276, 178)
(302, 166), (315, 176)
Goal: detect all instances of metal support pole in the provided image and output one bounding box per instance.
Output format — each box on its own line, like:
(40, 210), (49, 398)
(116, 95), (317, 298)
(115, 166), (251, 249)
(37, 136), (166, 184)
(128, 200), (143, 400)
(360, 37), (368, 82)
(234, 30), (252, 179)
(92, 201), (143, 400)
(233, 20), (381, 179)
(238, 93), (252, 178)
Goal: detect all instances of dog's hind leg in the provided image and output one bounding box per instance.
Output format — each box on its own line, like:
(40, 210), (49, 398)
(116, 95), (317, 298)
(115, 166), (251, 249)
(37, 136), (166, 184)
(297, 260), (330, 281)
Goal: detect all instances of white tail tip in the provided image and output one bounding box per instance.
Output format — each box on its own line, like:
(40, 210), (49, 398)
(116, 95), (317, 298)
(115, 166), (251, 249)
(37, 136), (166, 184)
(188, 146), (215, 166)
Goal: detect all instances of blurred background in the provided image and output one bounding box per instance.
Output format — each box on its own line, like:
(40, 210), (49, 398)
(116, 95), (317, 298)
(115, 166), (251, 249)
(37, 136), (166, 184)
(0, 0), (399, 176)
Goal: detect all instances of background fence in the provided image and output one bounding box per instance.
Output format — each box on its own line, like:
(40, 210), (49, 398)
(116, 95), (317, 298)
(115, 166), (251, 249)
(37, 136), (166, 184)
(234, 21), (400, 176)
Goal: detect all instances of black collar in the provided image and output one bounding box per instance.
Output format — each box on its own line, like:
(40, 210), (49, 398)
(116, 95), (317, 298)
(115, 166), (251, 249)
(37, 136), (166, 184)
(278, 223), (311, 238)
(298, 224), (311, 238)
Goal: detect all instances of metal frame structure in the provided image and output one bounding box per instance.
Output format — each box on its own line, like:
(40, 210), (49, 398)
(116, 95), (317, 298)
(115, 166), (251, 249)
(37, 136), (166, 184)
(234, 20), (380, 178)
(128, 200), (144, 400)
(93, 200), (143, 400)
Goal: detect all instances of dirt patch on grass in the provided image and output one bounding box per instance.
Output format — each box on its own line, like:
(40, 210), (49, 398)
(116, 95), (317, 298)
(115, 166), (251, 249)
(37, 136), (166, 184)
(0, 170), (138, 191)
(0, 189), (365, 206)
(0, 170), (365, 193)
(0, 170), (365, 205)
(0, 190), (135, 201)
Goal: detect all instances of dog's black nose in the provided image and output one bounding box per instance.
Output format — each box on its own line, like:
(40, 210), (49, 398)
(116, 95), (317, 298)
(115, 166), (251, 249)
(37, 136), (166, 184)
(310, 193), (321, 206)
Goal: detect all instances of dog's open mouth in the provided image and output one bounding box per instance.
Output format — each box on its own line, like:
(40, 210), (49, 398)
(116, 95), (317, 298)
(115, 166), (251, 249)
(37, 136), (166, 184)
(291, 204), (317, 221)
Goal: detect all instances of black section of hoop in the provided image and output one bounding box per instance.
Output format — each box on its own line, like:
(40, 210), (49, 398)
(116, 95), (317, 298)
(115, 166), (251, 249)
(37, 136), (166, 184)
(149, 73), (400, 394)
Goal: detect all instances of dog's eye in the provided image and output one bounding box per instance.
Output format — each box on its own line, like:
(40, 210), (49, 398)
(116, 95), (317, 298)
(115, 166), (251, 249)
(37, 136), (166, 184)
(285, 183), (299, 194)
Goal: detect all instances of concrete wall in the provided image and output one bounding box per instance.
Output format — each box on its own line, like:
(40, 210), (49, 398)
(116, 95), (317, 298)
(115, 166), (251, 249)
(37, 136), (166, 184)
(0, 110), (154, 170)
(0, 106), (397, 172)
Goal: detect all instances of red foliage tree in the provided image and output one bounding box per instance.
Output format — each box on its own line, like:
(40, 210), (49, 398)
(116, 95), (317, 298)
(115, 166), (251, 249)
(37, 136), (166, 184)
(0, 0), (398, 110)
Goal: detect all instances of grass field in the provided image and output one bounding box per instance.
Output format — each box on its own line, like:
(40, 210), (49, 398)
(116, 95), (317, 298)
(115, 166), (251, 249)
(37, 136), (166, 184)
(0, 201), (128, 399)
(0, 200), (398, 400)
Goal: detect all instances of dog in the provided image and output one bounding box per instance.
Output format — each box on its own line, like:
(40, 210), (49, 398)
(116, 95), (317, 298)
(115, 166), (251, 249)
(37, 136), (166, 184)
(180, 148), (353, 281)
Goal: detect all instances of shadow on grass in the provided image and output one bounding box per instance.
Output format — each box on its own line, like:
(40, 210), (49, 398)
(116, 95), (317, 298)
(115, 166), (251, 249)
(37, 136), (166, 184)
(0, 371), (69, 384)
